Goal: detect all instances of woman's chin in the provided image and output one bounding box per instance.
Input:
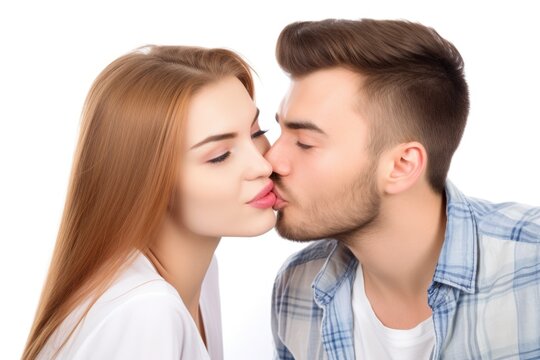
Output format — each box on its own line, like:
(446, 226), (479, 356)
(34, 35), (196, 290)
(226, 210), (277, 237)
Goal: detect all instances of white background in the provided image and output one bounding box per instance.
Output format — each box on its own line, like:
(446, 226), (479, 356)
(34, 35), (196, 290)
(1, 1), (539, 359)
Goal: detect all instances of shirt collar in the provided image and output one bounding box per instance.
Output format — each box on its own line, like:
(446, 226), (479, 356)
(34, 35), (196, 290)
(312, 240), (358, 306)
(311, 180), (479, 305)
(432, 180), (478, 294)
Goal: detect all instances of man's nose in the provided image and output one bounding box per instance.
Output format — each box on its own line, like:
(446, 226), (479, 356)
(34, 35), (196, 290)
(265, 138), (291, 177)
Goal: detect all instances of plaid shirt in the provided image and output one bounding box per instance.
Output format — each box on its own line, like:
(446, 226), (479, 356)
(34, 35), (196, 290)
(272, 181), (540, 359)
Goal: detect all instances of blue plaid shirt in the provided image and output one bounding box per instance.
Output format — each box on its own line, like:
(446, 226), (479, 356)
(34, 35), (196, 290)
(272, 181), (540, 359)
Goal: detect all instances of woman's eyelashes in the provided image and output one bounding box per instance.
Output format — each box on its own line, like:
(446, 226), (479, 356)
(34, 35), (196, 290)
(207, 129), (268, 165)
(208, 151), (231, 164)
(251, 129), (268, 139)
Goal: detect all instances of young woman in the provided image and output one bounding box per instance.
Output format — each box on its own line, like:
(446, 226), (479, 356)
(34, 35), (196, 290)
(22, 45), (276, 360)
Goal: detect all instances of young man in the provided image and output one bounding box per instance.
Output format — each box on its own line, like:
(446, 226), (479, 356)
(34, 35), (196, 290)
(267, 19), (540, 360)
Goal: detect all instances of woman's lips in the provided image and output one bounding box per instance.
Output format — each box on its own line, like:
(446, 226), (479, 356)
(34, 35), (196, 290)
(248, 181), (277, 209)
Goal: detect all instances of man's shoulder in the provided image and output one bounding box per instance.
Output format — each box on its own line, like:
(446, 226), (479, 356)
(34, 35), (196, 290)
(466, 196), (540, 244)
(272, 241), (339, 359)
(274, 239), (338, 289)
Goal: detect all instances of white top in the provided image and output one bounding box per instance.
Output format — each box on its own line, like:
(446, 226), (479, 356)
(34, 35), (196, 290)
(38, 252), (223, 360)
(352, 264), (435, 360)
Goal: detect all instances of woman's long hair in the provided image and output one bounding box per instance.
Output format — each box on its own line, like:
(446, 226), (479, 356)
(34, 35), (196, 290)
(22, 45), (254, 360)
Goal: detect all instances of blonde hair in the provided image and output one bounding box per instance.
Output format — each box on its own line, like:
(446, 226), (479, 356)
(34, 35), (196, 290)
(22, 45), (254, 360)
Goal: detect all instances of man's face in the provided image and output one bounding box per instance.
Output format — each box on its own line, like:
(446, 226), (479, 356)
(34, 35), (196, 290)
(266, 67), (382, 241)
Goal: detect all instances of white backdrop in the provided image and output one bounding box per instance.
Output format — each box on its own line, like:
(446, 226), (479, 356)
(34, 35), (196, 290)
(1, 1), (539, 359)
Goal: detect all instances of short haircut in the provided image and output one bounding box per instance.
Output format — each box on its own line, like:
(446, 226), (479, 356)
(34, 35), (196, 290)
(277, 19), (470, 193)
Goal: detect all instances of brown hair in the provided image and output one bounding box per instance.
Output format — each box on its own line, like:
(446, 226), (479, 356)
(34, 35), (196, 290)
(276, 19), (469, 192)
(22, 45), (254, 359)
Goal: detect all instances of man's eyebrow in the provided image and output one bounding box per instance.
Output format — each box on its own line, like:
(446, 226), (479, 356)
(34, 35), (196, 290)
(190, 108), (260, 150)
(275, 114), (327, 135)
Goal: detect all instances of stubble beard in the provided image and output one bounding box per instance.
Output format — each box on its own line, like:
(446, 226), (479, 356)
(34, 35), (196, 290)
(274, 162), (381, 242)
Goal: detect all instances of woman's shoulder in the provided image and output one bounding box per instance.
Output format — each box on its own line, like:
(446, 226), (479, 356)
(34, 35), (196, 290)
(98, 251), (180, 304)
(55, 291), (202, 359)
(43, 253), (201, 359)
(81, 252), (187, 329)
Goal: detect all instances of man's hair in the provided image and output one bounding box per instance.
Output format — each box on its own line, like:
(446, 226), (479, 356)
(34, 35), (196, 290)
(276, 19), (469, 193)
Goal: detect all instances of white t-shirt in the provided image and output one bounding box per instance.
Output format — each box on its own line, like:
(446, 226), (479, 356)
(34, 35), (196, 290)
(38, 252), (223, 360)
(352, 264), (435, 360)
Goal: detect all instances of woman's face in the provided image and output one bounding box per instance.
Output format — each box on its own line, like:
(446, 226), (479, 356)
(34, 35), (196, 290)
(176, 76), (276, 237)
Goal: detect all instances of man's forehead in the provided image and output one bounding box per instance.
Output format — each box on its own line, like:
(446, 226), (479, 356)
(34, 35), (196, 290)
(280, 74), (362, 118)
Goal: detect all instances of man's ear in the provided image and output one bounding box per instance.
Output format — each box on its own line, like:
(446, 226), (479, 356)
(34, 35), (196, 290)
(379, 142), (427, 195)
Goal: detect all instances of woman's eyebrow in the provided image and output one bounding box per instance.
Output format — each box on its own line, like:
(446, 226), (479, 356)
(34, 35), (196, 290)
(252, 108), (260, 126)
(191, 108), (260, 150)
(190, 133), (237, 149)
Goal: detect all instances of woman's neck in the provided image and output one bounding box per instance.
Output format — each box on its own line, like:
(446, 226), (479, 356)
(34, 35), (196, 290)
(145, 216), (220, 340)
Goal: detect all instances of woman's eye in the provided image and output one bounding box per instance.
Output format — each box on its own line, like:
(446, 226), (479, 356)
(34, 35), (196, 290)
(251, 129), (268, 139)
(208, 151), (231, 164)
(296, 141), (313, 150)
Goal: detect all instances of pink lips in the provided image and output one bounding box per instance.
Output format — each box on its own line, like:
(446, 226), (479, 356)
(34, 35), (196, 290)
(272, 187), (288, 210)
(248, 181), (277, 209)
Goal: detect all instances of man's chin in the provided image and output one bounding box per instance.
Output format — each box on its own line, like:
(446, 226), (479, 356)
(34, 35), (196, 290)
(275, 213), (326, 242)
(276, 229), (318, 242)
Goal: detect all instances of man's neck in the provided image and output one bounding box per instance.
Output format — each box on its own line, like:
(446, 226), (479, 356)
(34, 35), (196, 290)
(344, 184), (446, 329)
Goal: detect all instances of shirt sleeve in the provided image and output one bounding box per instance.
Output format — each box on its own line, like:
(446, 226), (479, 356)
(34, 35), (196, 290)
(75, 293), (194, 360)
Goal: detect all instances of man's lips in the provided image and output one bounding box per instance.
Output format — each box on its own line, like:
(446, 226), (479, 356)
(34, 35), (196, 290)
(271, 186), (288, 210)
(248, 181), (276, 209)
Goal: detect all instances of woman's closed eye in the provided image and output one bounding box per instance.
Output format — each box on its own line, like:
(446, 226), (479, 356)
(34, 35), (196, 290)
(208, 151), (231, 164)
(208, 129), (268, 164)
(251, 129), (268, 139)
